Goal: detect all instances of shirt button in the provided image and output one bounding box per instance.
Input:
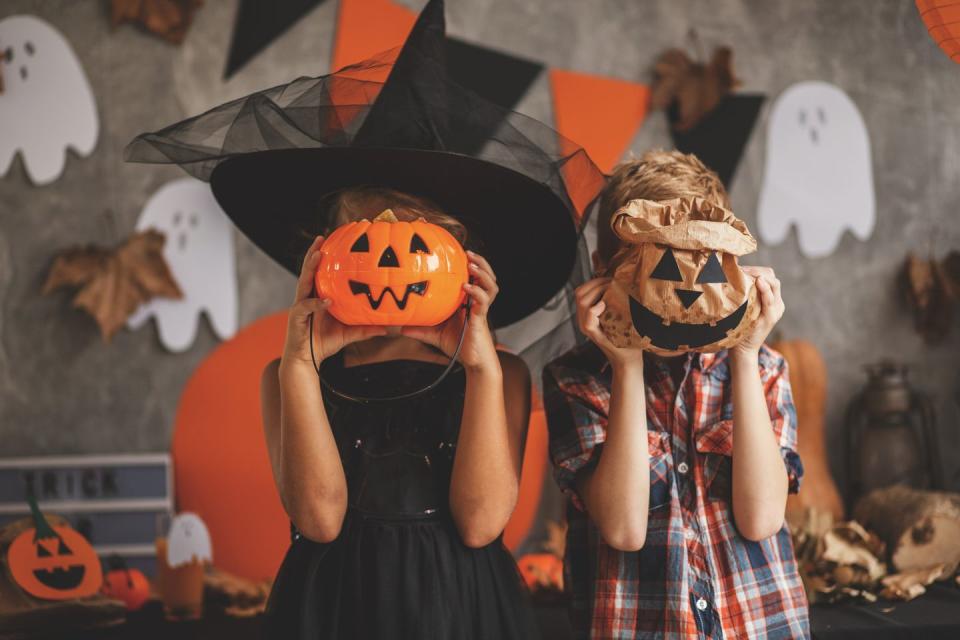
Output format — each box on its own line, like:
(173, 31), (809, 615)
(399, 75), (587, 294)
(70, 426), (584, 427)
(685, 528), (696, 541)
(696, 597), (709, 611)
(677, 462), (689, 474)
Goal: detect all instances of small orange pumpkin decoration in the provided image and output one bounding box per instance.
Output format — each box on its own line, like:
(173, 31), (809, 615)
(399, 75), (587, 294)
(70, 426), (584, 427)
(101, 556), (151, 611)
(315, 209), (468, 326)
(517, 553), (564, 591)
(7, 496), (103, 600)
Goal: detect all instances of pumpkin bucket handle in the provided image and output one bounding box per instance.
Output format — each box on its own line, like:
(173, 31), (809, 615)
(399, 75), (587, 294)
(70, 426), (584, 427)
(308, 295), (472, 404)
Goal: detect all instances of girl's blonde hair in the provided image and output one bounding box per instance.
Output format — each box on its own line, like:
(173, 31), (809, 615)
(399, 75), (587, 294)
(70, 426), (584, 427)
(323, 186), (469, 246)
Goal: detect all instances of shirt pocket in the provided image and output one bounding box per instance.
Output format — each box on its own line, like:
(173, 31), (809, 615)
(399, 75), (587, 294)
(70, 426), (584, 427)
(695, 419), (733, 502)
(648, 430), (672, 511)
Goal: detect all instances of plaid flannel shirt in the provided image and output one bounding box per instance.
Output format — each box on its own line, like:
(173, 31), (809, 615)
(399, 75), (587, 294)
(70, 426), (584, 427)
(544, 342), (810, 639)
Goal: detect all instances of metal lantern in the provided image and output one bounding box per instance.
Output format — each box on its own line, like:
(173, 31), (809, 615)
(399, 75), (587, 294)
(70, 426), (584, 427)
(845, 361), (942, 509)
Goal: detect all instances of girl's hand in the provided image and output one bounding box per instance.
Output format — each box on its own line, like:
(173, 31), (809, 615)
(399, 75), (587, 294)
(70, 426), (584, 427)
(402, 250), (500, 373)
(732, 266), (785, 358)
(575, 277), (644, 372)
(282, 235), (386, 367)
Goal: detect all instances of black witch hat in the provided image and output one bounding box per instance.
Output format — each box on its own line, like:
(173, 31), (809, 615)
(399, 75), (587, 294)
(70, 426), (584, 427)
(125, 0), (603, 328)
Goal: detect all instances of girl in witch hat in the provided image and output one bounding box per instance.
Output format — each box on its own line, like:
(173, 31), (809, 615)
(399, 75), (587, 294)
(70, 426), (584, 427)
(126, 0), (603, 637)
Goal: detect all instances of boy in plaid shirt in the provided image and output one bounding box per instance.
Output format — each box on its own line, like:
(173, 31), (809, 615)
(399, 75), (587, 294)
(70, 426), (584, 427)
(544, 151), (810, 639)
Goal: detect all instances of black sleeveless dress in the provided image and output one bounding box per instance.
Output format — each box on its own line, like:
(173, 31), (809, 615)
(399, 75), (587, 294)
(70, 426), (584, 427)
(262, 356), (538, 639)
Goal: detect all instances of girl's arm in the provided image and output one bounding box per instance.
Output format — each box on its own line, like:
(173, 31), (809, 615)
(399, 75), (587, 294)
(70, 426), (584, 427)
(573, 278), (650, 551)
(403, 251), (528, 548)
(261, 235), (385, 543)
(729, 267), (789, 541)
(262, 359), (347, 543)
(449, 351), (530, 548)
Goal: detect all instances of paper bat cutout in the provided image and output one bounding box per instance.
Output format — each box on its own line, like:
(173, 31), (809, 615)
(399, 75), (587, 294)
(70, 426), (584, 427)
(111, 0), (203, 45)
(650, 45), (739, 132)
(42, 229), (183, 341)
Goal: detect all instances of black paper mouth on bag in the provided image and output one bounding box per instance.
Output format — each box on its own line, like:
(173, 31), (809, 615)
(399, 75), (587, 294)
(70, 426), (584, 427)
(629, 296), (748, 350)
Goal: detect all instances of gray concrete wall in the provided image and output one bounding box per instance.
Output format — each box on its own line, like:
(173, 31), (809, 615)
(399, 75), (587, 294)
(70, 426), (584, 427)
(1, 0), (958, 498)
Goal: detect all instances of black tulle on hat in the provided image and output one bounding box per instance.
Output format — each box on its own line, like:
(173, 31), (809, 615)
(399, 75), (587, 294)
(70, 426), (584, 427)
(124, 0), (603, 328)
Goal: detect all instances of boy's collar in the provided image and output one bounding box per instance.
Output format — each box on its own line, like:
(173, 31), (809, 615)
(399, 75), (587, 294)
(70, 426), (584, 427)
(594, 347), (729, 378)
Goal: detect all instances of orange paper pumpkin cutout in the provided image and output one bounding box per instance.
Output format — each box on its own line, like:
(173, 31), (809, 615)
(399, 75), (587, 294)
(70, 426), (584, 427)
(7, 498), (103, 600)
(315, 210), (468, 326)
(916, 0), (960, 64)
(600, 197), (760, 356)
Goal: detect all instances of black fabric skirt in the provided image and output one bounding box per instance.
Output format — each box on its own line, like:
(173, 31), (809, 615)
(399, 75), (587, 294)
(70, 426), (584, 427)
(262, 510), (539, 639)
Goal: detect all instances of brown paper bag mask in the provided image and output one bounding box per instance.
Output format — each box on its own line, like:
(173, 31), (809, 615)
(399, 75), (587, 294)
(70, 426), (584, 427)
(599, 197), (761, 356)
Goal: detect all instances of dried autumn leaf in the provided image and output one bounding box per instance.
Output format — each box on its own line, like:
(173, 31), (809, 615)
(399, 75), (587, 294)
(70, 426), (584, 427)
(43, 229), (183, 341)
(879, 564), (951, 601)
(110, 0), (203, 45)
(902, 253), (955, 343)
(651, 46), (740, 132)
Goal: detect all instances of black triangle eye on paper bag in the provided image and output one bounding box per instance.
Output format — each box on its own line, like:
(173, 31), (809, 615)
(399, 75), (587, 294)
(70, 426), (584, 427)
(126, 0), (603, 329)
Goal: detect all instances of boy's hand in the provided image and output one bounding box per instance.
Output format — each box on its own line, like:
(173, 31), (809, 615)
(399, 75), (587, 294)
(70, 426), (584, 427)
(575, 277), (644, 371)
(733, 266), (785, 357)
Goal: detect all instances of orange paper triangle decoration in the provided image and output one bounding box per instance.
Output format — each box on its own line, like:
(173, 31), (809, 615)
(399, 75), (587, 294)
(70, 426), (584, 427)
(550, 68), (651, 174)
(332, 0), (417, 76)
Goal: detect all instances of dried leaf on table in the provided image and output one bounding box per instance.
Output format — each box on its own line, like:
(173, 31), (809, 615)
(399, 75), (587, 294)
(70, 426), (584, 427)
(879, 564), (952, 601)
(111, 0), (203, 45)
(651, 46), (740, 132)
(203, 567), (271, 617)
(821, 521), (886, 578)
(42, 229), (182, 341)
(789, 511), (889, 604)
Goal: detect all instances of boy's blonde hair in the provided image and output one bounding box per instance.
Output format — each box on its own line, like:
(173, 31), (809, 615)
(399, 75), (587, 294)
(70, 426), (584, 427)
(596, 150), (729, 266)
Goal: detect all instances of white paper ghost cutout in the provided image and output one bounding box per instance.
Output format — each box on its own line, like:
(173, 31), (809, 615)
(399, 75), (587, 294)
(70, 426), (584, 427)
(127, 178), (238, 352)
(757, 81), (875, 258)
(0, 15), (99, 185)
(165, 512), (213, 568)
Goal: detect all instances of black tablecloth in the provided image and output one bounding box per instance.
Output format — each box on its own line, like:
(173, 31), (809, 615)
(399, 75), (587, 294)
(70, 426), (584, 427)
(810, 584), (960, 640)
(15, 586), (960, 640)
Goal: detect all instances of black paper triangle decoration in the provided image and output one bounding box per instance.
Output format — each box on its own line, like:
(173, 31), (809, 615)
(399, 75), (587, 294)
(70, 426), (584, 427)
(445, 37), (543, 112)
(444, 37), (544, 153)
(224, 0), (329, 79)
(669, 94), (765, 188)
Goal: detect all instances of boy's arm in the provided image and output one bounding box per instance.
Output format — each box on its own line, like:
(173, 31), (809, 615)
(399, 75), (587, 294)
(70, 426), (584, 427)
(729, 350), (789, 540)
(729, 267), (791, 541)
(575, 361), (651, 551)
(568, 277), (651, 551)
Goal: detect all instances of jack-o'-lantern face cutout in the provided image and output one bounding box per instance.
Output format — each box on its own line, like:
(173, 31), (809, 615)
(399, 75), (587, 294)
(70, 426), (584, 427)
(7, 498), (103, 600)
(315, 209), (468, 326)
(600, 197), (761, 355)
